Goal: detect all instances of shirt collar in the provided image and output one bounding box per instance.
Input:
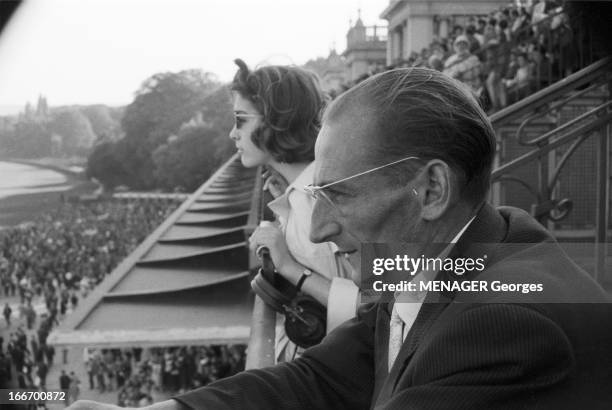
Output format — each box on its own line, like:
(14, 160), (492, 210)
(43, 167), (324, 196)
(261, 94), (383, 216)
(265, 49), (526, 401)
(394, 215), (477, 308)
(285, 162), (315, 195)
(450, 214), (477, 244)
(267, 163), (315, 224)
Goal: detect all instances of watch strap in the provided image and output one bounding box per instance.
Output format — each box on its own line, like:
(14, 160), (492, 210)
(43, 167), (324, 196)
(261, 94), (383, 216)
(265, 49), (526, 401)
(296, 268), (312, 292)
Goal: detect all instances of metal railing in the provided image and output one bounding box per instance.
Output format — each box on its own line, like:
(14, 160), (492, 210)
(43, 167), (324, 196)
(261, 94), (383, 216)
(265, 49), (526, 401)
(365, 25), (388, 42)
(490, 58), (612, 281)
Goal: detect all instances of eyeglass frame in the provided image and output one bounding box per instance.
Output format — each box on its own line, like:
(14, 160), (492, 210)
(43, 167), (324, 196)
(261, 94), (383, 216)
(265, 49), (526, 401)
(234, 113), (262, 119)
(304, 156), (420, 211)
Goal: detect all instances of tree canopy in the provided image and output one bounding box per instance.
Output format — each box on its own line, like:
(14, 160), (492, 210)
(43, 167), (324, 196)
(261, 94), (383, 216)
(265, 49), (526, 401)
(87, 69), (235, 191)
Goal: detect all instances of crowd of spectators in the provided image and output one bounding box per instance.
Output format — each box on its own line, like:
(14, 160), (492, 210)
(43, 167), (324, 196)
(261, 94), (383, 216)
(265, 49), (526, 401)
(0, 197), (181, 305)
(81, 345), (246, 407)
(350, 0), (575, 112)
(0, 198), (181, 396)
(1, 325), (52, 389)
(0, 196), (248, 408)
(1, 323), (82, 406)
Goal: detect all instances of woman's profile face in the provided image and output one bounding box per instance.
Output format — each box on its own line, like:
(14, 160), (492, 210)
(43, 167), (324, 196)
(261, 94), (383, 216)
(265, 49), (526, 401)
(229, 92), (271, 168)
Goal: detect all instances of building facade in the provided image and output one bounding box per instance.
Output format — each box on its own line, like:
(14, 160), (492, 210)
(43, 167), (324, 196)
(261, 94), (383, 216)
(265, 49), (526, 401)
(342, 15), (387, 82)
(303, 50), (347, 94)
(380, 0), (507, 65)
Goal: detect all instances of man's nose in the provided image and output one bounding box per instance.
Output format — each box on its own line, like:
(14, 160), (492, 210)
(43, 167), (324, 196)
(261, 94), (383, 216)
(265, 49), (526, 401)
(309, 201), (341, 244)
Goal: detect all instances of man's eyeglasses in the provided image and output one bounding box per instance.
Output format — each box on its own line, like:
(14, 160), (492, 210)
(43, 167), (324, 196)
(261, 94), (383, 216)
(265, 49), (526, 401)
(234, 113), (261, 129)
(304, 156), (420, 211)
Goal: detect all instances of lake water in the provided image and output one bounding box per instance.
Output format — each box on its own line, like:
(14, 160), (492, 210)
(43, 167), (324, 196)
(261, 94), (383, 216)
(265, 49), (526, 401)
(0, 161), (72, 199)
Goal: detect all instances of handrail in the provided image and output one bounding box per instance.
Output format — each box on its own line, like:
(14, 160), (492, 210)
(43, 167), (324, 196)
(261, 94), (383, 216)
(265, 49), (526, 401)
(514, 81), (603, 145)
(490, 54), (611, 282)
(521, 101), (612, 146)
(492, 111), (612, 179)
(490, 57), (612, 127)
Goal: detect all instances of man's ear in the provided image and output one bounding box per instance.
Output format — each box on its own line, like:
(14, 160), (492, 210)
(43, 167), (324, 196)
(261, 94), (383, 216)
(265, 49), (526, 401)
(415, 160), (458, 221)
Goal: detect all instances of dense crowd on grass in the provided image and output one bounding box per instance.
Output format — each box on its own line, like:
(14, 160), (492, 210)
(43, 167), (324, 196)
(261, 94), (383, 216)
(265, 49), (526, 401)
(0, 198), (181, 396)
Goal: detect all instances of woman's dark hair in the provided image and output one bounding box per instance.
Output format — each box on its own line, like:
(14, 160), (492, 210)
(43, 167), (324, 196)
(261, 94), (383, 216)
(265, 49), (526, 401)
(231, 58), (325, 163)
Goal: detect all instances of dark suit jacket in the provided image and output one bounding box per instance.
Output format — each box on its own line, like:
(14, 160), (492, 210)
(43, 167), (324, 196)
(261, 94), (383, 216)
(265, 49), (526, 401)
(175, 204), (612, 409)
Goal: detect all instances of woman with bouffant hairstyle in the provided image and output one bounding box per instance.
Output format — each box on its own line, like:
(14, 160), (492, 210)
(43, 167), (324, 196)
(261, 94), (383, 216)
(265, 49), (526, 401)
(230, 58), (322, 164)
(231, 59), (353, 362)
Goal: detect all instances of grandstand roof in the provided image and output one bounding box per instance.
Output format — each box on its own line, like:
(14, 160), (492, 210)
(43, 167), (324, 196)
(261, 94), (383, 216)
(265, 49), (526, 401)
(49, 154), (260, 348)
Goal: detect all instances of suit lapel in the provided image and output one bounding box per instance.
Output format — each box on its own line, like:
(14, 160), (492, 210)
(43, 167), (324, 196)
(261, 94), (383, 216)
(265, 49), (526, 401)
(372, 302), (391, 403)
(373, 203), (509, 407)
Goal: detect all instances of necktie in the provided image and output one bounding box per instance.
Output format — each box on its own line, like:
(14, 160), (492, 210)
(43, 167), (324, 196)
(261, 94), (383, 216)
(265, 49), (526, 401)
(388, 304), (405, 371)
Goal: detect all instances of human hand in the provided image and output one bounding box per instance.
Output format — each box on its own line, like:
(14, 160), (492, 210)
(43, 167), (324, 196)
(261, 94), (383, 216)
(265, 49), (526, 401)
(249, 223), (294, 273)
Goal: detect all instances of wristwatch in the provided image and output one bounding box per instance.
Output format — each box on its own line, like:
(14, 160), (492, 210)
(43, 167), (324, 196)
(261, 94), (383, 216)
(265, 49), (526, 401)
(296, 268), (313, 292)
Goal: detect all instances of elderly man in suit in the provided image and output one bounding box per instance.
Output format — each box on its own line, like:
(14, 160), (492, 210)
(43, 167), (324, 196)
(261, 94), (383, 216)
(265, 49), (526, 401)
(68, 68), (612, 409)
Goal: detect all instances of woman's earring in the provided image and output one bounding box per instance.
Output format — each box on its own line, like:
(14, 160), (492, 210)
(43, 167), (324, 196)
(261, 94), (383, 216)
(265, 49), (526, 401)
(412, 188), (418, 197)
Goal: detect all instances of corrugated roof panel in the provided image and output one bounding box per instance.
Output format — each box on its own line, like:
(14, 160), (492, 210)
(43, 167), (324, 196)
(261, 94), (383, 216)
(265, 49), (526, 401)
(51, 280), (254, 346)
(187, 200), (251, 213)
(159, 226), (245, 242)
(195, 191), (252, 202)
(135, 241), (247, 268)
(176, 211), (250, 225)
(106, 270), (249, 296)
(203, 186), (253, 195)
(139, 242), (247, 264)
(49, 154), (260, 347)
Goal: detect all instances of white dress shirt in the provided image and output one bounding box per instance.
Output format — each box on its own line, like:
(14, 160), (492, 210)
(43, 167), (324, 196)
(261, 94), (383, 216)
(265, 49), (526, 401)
(389, 216), (477, 369)
(266, 163), (351, 362)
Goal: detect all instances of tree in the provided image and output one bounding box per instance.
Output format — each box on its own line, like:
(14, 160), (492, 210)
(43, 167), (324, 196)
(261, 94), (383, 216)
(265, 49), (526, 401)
(150, 83), (237, 191)
(199, 86), (235, 161)
(81, 105), (121, 140)
(117, 69), (220, 188)
(84, 70), (235, 190)
(152, 124), (226, 191)
(49, 108), (96, 156)
(86, 141), (129, 190)
(11, 119), (52, 158)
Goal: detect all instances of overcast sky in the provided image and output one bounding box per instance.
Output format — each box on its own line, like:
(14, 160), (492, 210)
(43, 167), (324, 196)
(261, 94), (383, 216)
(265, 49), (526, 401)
(0, 0), (388, 111)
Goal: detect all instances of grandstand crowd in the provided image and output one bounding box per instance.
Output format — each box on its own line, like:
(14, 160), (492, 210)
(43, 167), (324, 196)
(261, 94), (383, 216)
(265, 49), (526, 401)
(348, 0), (573, 112)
